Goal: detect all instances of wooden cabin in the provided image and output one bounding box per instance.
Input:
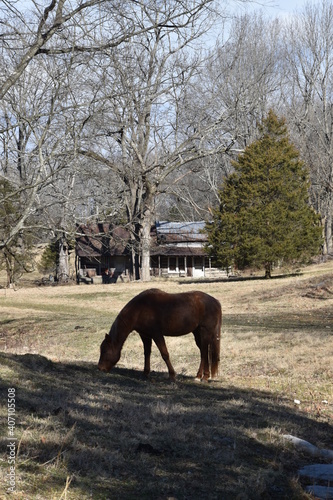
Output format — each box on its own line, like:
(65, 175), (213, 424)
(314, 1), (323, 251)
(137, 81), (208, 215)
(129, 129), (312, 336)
(75, 221), (227, 283)
(150, 221), (228, 279)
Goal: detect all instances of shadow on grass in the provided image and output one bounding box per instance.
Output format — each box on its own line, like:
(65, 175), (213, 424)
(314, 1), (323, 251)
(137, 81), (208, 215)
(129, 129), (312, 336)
(1, 352), (331, 499)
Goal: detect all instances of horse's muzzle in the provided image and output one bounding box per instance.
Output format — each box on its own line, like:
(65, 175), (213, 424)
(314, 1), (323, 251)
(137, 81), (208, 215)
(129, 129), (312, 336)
(98, 363), (112, 372)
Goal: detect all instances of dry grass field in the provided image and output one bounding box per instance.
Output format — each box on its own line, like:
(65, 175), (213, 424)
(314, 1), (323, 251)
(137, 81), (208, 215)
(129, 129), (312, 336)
(0, 261), (332, 499)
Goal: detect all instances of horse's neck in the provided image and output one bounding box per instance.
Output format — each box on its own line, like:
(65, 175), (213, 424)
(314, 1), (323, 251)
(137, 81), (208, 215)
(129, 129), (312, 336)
(109, 315), (131, 350)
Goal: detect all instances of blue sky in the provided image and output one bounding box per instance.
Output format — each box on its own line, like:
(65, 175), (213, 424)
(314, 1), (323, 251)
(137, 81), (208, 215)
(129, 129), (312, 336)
(14, 0), (312, 15)
(235, 0), (313, 17)
(13, 0), (313, 18)
(264, 0), (309, 15)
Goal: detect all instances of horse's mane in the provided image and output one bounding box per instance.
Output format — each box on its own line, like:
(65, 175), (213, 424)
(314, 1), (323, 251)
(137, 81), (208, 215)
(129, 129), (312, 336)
(108, 314), (131, 347)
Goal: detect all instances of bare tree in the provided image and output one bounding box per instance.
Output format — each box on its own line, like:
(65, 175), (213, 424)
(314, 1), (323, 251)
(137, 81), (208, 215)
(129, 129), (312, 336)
(77, 1), (232, 281)
(0, 0), (218, 101)
(0, 50), (79, 282)
(170, 12), (283, 216)
(283, 0), (333, 254)
(0, 0), (218, 280)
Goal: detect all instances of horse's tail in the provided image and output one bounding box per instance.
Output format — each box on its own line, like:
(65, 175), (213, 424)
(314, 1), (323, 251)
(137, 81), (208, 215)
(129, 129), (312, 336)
(209, 305), (222, 379)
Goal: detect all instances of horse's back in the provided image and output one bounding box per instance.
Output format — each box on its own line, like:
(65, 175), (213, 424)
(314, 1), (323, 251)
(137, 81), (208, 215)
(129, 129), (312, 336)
(122, 289), (221, 336)
(131, 288), (219, 313)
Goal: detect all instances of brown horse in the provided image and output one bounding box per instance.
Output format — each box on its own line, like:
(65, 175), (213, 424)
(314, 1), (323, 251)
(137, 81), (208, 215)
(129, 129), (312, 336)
(98, 288), (222, 381)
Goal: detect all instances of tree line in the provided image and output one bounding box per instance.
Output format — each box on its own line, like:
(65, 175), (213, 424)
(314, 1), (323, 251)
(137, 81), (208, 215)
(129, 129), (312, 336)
(0, 0), (332, 284)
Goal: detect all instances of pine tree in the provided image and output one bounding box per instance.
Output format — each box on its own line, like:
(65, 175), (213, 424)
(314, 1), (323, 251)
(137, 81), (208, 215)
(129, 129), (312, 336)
(205, 110), (323, 277)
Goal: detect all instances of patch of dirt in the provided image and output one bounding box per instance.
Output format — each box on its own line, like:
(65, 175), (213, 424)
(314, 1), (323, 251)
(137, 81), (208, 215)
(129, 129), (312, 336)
(303, 275), (333, 300)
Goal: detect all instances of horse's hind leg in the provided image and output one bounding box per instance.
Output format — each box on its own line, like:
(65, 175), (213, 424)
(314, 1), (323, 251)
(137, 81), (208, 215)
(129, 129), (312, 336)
(210, 335), (220, 379)
(140, 335), (152, 378)
(210, 314), (221, 379)
(200, 342), (210, 381)
(193, 329), (210, 381)
(193, 331), (204, 380)
(153, 335), (176, 381)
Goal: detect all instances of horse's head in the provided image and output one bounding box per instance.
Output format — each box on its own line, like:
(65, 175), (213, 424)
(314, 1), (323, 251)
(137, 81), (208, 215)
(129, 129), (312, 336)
(97, 333), (120, 372)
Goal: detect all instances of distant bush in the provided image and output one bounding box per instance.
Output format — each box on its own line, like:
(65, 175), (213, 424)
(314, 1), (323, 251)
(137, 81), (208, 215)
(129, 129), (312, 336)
(38, 244), (57, 275)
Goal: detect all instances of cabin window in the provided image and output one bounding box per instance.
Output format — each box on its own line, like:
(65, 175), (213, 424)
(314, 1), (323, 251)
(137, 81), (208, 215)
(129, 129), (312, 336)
(194, 256), (203, 269)
(179, 257), (185, 271)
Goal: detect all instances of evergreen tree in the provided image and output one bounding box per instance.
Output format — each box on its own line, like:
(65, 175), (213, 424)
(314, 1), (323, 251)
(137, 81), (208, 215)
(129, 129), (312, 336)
(38, 244), (57, 275)
(205, 110), (323, 277)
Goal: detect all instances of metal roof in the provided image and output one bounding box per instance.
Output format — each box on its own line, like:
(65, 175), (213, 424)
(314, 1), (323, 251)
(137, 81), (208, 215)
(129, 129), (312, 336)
(154, 221), (207, 241)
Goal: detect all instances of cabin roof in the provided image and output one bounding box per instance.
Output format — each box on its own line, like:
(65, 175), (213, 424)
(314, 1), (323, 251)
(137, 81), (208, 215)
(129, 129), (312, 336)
(153, 221), (206, 243)
(76, 223), (130, 257)
(76, 221), (208, 258)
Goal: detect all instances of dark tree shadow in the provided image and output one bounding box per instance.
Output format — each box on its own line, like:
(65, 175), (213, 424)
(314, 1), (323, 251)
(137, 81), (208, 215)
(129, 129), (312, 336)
(1, 352), (331, 499)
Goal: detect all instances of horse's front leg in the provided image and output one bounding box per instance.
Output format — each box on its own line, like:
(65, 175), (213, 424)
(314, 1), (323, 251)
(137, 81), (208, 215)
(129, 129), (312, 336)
(153, 335), (176, 381)
(140, 335), (152, 378)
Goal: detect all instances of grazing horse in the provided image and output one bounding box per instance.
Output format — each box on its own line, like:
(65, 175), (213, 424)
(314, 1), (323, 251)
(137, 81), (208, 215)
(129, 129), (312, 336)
(98, 288), (222, 381)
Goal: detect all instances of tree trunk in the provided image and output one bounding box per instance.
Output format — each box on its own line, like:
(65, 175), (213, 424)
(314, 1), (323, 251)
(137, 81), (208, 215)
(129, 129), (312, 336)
(324, 200), (332, 255)
(132, 248), (141, 281)
(265, 262), (272, 278)
(141, 216), (152, 282)
(129, 223), (141, 281)
(4, 252), (13, 288)
(57, 235), (69, 282)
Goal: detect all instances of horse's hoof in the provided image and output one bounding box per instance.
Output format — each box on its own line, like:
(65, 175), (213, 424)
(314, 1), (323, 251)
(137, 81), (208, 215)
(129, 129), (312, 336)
(194, 377), (202, 383)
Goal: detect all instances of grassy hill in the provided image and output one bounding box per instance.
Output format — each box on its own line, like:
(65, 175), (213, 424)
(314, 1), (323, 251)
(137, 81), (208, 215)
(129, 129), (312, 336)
(0, 261), (332, 498)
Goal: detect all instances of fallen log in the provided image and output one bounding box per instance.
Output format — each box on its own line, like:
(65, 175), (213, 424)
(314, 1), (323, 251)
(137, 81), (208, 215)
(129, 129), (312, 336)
(283, 435), (333, 460)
